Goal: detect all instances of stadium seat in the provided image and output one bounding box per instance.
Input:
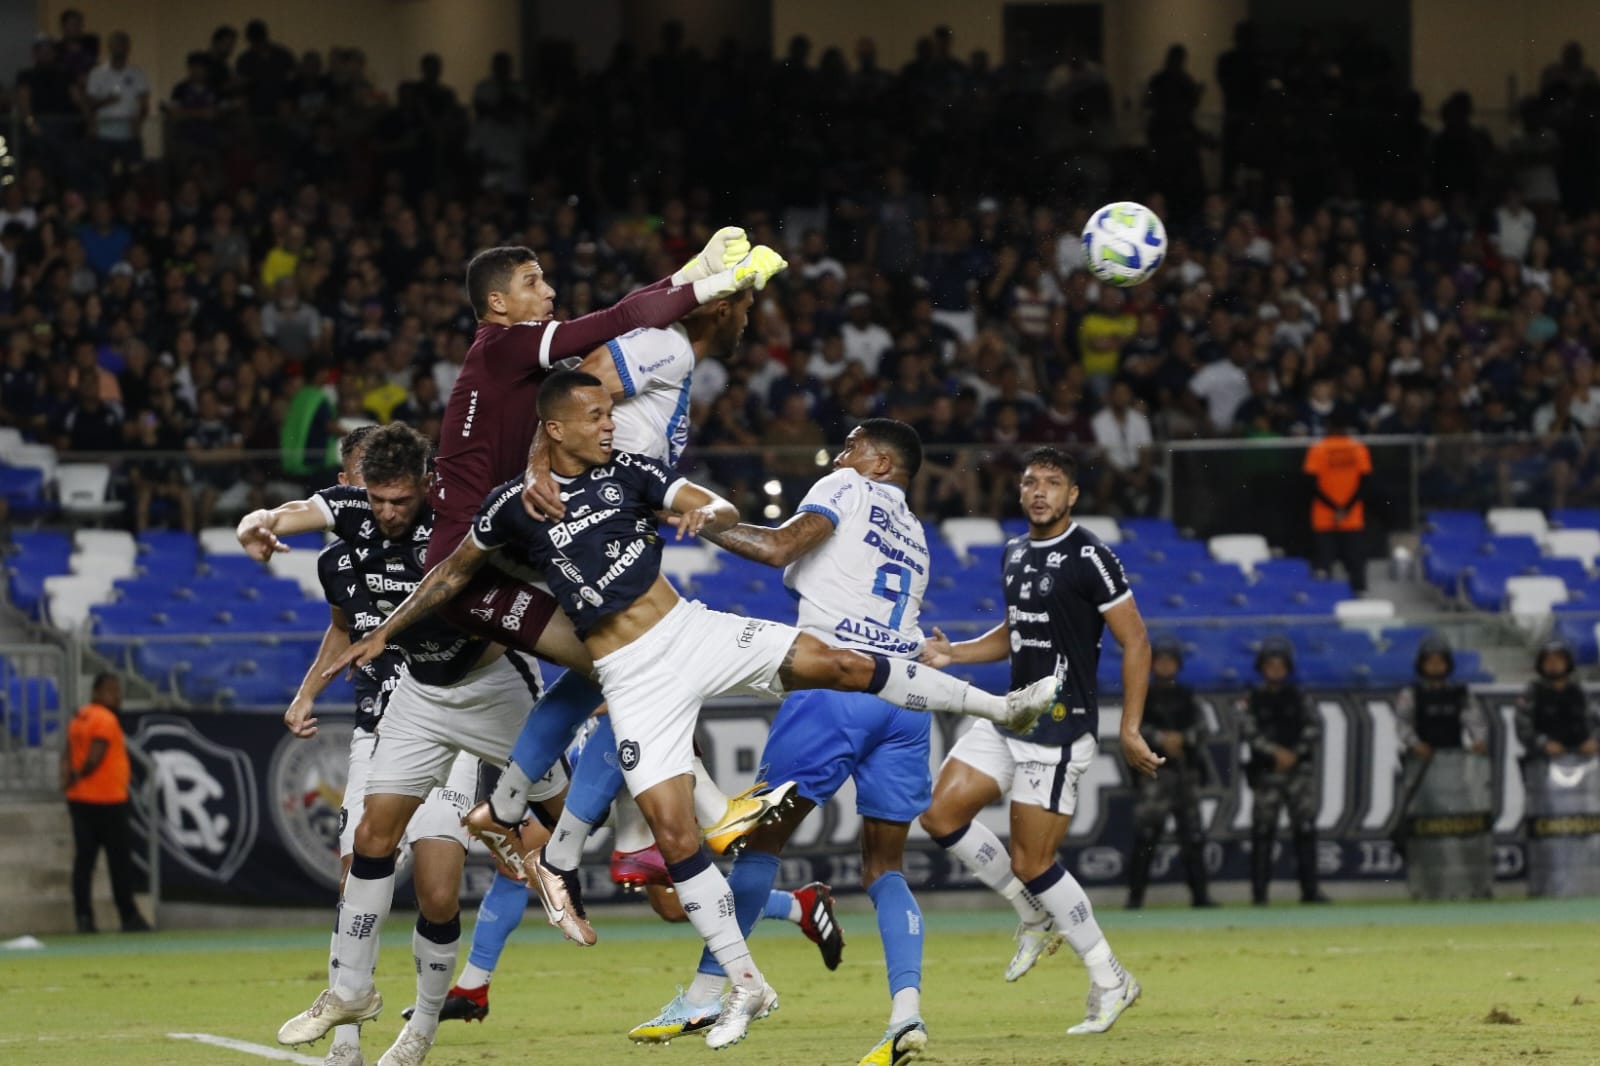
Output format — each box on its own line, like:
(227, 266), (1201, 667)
(1531, 556), (1590, 588)
(199, 526), (249, 556)
(56, 463), (122, 522)
(1424, 510), (1487, 537)
(268, 551), (324, 597)
(1073, 514), (1121, 544)
(1505, 575), (1568, 631)
(1550, 508), (1600, 532)
(0, 465), (46, 513)
(1463, 559), (1527, 610)
(3, 675), (61, 746)
(1542, 529), (1600, 569)
(74, 529), (137, 562)
(940, 517), (1006, 558)
(1487, 507), (1549, 539)
(5, 443), (58, 485)
(0, 427), (23, 454)
(1118, 517), (1180, 542)
(662, 544), (723, 586)
(44, 574), (112, 631)
(1252, 557), (1315, 585)
(1208, 533), (1271, 572)
(1335, 597), (1395, 627)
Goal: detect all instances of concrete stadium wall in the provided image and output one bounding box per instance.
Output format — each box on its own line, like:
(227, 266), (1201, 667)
(1412, 0), (1600, 120)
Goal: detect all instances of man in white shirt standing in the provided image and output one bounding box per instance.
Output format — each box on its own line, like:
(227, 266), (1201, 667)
(841, 292), (892, 376)
(85, 31), (149, 176)
(1189, 341), (1252, 435)
(1091, 379), (1157, 515)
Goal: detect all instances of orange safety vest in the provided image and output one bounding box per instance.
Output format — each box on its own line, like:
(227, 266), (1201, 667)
(66, 703), (130, 804)
(1303, 434), (1372, 532)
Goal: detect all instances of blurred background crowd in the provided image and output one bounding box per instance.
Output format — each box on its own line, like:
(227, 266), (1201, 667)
(4, 9), (1600, 529)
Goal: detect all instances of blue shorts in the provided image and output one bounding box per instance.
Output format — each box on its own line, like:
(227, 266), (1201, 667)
(758, 689), (932, 824)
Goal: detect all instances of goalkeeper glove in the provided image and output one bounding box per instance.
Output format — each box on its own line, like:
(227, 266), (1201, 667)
(691, 245), (789, 303)
(673, 226), (751, 286)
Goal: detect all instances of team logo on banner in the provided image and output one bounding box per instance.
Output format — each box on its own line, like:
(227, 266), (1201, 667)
(129, 716), (258, 882)
(269, 721), (354, 890)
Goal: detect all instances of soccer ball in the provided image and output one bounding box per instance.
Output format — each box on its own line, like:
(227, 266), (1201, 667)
(1081, 201), (1166, 287)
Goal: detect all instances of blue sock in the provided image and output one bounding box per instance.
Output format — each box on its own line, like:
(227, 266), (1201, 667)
(564, 715), (624, 825)
(868, 871), (923, 998)
(696, 851), (781, 978)
(511, 671), (604, 779)
(467, 870), (529, 972)
(762, 890), (793, 922)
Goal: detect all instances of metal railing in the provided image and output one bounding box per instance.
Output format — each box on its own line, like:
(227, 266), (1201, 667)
(0, 643), (76, 797)
(125, 740), (162, 928)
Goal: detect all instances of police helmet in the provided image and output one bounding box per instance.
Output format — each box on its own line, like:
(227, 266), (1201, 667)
(1151, 635), (1184, 669)
(1254, 636), (1296, 675)
(1536, 638), (1575, 679)
(1414, 635), (1455, 677)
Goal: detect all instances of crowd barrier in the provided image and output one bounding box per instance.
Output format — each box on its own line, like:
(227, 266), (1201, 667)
(115, 686), (1599, 907)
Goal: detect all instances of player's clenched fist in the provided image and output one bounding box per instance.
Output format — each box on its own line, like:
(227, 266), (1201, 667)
(673, 225), (751, 285)
(690, 244), (788, 302)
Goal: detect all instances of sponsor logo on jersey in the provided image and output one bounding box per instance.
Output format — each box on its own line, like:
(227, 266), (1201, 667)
(863, 530), (927, 573)
(579, 586), (604, 607)
(323, 494), (368, 512)
(1046, 551), (1065, 569)
(364, 574), (418, 594)
(356, 548), (370, 561)
(1038, 574), (1054, 595)
(737, 619), (769, 648)
(409, 638), (472, 663)
(337, 554), (351, 571)
(637, 354), (679, 375)
(618, 739), (641, 771)
(470, 605), (494, 622)
(599, 482), (623, 505)
(385, 557), (405, 572)
(549, 507), (620, 549)
(1081, 544), (1119, 596)
(1020, 581), (1032, 600)
(1009, 606), (1050, 625)
(461, 389), (478, 437)
(501, 590), (534, 631)
(595, 538), (648, 591)
(359, 520), (375, 540)
(354, 611), (383, 630)
(1010, 548), (1027, 564)
(550, 554), (583, 584)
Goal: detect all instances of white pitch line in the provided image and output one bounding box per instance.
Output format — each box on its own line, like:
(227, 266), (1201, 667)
(167, 1032), (323, 1064)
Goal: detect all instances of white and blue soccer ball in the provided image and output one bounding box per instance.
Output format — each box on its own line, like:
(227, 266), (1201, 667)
(1081, 201), (1166, 287)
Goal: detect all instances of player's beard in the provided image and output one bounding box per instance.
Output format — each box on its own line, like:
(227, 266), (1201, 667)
(1029, 502), (1071, 531)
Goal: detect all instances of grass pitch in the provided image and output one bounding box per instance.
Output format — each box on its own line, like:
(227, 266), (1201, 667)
(6, 898), (1599, 1065)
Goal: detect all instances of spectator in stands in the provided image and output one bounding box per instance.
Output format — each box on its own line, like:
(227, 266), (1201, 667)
(840, 291), (891, 375)
(84, 31), (150, 180)
(187, 386), (244, 527)
(62, 672), (149, 933)
(1303, 408), (1372, 594)
(235, 19), (295, 119)
(260, 278), (323, 359)
(1092, 379), (1157, 516)
(16, 37), (81, 177)
(56, 371), (123, 453)
(1078, 285), (1137, 397)
(470, 51), (528, 194)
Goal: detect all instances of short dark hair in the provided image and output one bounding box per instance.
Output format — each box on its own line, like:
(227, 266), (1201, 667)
(1022, 446), (1077, 484)
(858, 418), (923, 479)
(359, 423), (431, 485)
(91, 671), (118, 691)
(339, 424), (378, 466)
(465, 246), (537, 319)
(538, 369), (605, 420)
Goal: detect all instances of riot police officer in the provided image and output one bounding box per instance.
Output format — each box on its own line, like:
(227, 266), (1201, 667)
(1397, 637), (1488, 760)
(1127, 636), (1215, 909)
(1515, 640), (1600, 759)
(1240, 637), (1328, 905)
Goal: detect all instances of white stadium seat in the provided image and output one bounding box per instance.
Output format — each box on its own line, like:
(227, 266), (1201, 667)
(44, 574), (112, 632)
(57, 463), (123, 521)
(940, 517), (1006, 558)
(1505, 575), (1567, 633)
(1335, 598), (1395, 623)
(0, 427), (24, 455)
(1208, 533), (1271, 572)
(1073, 514), (1122, 544)
(269, 550), (324, 598)
(1542, 529), (1600, 570)
(74, 529), (137, 561)
(68, 550), (137, 581)
(200, 527), (250, 556)
(1487, 507), (1548, 539)
(7, 443), (58, 484)
(661, 545), (722, 586)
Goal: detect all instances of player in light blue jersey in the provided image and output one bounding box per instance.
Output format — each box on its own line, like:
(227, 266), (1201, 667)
(627, 419), (936, 1066)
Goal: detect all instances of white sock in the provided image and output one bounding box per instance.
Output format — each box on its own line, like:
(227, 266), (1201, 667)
(692, 758), (730, 827)
(543, 807), (592, 871)
(408, 915), (461, 1038)
(613, 796), (654, 854)
(687, 970), (726, 1004)
(329, 928), (361, 1049)
(673, 855), (764, 992)
(875, 658), (1007, 720)
(457, 961), (492, 991)
(785, 893), (802, 924)
(331, 866), (394, 1001)
(938, 822), (1048, 924)
(890, 986), (921, 1027)
(1026, 864), (1125, 988)
(490, 762), (536, 824)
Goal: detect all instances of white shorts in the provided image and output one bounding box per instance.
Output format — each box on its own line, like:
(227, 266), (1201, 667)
(595, 598), (797, 796)
(946, 721), (1097, 816)
(342, 732), (482, 852)
(367, 650), (544, 799)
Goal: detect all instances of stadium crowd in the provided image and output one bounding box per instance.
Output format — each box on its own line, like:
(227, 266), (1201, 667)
(4, 12), (1600, 531)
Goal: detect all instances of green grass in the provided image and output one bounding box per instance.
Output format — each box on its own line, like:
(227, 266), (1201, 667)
(6, 899), (1600, 1065)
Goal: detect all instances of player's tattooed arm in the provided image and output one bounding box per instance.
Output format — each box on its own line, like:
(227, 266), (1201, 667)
(698, 511), (834, 568)
(322, 540), (491, 678)
(522, 425), (564, 521)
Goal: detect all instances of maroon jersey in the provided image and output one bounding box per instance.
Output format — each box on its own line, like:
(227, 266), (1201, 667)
(428, 277), (701, 567)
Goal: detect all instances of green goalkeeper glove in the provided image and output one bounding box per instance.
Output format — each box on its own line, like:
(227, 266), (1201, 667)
(691, 245), (789, 303)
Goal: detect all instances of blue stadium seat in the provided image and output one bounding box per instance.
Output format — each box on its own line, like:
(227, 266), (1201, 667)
(1551, 508), (1600, 532)
(91, 604), (170, 635)
(999, 518), (1029, 540)
(1118, 517), (1180, 543)
(1483, 534), (1542, 563)
(1463, 560), (1528, 610)
(1423, 510), (1487, 537)
(10, 530), (73, 558)
(1531, 557), (1590, 587)
(1252, 557), (1315, 584)
(0, 465), (46, 514)
(946, 659), (1012, 696)
(133, 640), (210, 685)
(1552, 614), (1599, 664)
(3, 676), (61, 745)
(198, 555), (272, 581)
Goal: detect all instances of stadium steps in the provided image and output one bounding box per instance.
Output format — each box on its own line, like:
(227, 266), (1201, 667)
(0, 801), (153, 936)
